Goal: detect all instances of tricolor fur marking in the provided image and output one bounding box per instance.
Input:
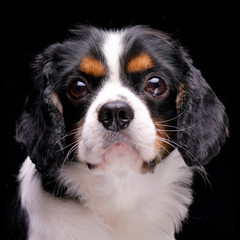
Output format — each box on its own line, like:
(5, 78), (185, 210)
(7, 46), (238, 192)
(14, 25), (229, 240)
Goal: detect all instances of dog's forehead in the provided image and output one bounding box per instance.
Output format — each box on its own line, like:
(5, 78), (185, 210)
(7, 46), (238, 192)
(75, 28), (167, 75)
(102, 31), (156, 76)
(102, 31), (124, 83)
(75, 30), (124, 81)
(60, 27), (184, 88)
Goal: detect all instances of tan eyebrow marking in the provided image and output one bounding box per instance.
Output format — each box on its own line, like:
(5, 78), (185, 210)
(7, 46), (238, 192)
(79, 56), (106, 77)
(127, 53), (154, 73)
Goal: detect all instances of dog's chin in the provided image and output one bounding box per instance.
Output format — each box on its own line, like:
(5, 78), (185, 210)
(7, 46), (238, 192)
(81, 141), (150, 175)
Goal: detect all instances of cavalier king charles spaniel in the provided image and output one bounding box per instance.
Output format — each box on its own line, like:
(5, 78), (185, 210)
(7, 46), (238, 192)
(15, 25), (229, 240)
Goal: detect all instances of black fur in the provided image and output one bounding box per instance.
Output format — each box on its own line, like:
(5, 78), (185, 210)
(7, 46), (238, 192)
(176, 51), (229, 166)
(15, 75), (66, 176)
(122, 25), (229, 166)
(15, 25), (229, 178)
(13, 26), (229, 239)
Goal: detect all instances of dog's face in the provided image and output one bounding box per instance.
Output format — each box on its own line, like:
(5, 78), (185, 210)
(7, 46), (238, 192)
(74, 29), (181, 174)
(16, 26), (228, 177)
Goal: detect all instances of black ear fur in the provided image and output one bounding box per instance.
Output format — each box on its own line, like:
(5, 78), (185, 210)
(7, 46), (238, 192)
(176, 53), (229, 166)
(16, 45), (66, 175)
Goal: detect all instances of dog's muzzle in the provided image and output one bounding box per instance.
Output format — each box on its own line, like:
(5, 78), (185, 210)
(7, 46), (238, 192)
(98, 101), (134, 132)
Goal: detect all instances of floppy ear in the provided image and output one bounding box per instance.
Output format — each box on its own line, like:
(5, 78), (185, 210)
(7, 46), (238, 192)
(176, 53), (229, 166)
(16, 44), (66, 175)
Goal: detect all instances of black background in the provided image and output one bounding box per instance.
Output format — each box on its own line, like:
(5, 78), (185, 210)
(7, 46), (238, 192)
(6, 12), (235, 239)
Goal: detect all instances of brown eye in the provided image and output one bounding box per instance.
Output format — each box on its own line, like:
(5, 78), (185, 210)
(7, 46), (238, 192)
(145, 77), (168, 97)
(67, 79), (89, 101)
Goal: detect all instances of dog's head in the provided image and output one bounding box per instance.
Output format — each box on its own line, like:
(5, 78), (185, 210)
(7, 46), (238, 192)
(16, 25), (229, 176)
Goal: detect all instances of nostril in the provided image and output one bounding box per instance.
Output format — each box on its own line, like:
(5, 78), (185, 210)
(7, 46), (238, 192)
(98, 101), (134, 131)
(98, 107), (113, 125)
(105, 110), (113, 121)
(101, 109), (112, 122)
(118, 110), (128, 121)
(117, 108), (134, 122)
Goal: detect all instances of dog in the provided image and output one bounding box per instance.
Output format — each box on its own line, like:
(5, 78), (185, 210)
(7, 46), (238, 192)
(14, 25), (229, 240)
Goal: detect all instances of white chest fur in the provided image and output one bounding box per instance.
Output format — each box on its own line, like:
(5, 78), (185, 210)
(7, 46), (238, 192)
(19, 149), (193, 240)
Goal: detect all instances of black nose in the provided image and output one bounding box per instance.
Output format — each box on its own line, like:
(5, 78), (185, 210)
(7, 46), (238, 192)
(98, 101), (134, 132)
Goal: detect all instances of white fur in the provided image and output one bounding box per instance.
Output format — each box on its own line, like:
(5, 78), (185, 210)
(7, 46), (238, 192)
(78, 31), (156, 169)
(19, 149), (193, 240)
(102, 30), (123, 84)
(19, 31), (194, 240)
(78, 80), (156, 168)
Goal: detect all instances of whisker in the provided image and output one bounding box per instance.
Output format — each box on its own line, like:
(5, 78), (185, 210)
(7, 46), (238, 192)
(61, 142), (79, 170)
(194, 166), (212, 188)
(159, 144), (171, 156)
(154, 138), (171, 157)
(154, 109), (209, 183)
(56, 140), (79, 152)
(154, 121), (210, 183)
(155, 135), (209, 185)
(155, 123), (199, 132)
(154, 123), (182, 129)
(156, 136), (199, 165)
(54, 129), (79, 145)
(158, 108), (189, 124)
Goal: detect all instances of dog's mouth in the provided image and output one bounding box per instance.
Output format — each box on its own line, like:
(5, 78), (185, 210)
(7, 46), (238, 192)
(86, 135), (140, 170)
(102, 131), (139, 153)
(83, 132), (158, 173)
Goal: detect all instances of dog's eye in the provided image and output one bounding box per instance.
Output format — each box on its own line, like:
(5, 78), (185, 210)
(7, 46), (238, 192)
(145, 77), (168, 97)
(67, 80), (89, 101)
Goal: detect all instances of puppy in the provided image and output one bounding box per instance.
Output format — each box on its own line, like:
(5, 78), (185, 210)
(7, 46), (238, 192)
(15, 25), (228, 240)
